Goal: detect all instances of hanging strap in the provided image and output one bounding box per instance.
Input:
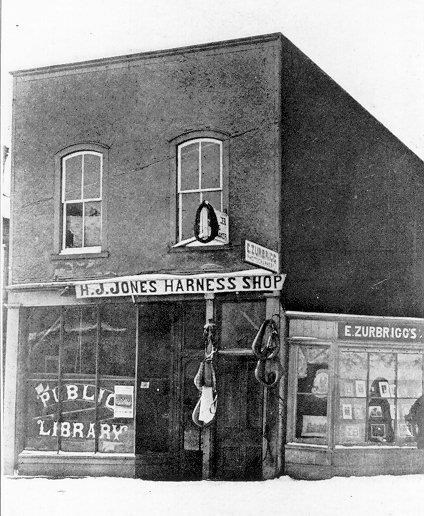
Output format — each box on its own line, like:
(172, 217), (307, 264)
(192, 320), (218, 427)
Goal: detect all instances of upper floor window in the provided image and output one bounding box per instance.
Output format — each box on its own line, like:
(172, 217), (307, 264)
(61, 151), (102, 253)
(177, 138), (224, 246)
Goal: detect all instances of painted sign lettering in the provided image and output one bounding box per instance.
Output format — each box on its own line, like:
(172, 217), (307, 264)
(33, 382), (132, 442)
(75, 271), (286, 299)
(338, 322), (424, 342)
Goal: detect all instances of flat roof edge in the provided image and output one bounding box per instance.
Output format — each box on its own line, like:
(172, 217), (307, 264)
(10, 32), (283, 78)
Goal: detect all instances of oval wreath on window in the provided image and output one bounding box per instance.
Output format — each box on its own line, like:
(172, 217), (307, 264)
(193, 200), (220, 244)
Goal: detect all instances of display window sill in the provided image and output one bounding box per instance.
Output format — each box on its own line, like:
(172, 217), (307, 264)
(51, 251), (109, 260)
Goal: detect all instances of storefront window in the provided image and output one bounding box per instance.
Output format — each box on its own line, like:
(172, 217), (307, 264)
(295, 346), (329, 443)
(25, 305), (136, 454)
(219, 300), (266, 349)
(337, 350), (423, 446)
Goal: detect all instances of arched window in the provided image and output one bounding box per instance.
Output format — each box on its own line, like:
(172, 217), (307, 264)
(54, 144), (108, 256)
(62, 151), (102, 252)
(177, 138), (224, 245)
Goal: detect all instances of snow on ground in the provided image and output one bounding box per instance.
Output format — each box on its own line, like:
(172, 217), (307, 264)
(2, 474), (424, 516)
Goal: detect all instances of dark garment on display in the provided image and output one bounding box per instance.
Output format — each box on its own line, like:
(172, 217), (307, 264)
(368, 378), (394, 443)
(406, 395), (424, 449)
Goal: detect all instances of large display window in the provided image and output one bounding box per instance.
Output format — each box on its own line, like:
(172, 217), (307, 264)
(288, 340), (424, 448)
(25, 304), (136, 454)
(337, 350), (423, 446)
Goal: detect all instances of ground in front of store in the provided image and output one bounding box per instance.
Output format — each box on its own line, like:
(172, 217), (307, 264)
(2, 474), (424, 516)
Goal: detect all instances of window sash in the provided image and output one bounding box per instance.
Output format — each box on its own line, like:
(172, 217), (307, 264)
(61, 151), (103, 252)
(177, 139), (223, 243)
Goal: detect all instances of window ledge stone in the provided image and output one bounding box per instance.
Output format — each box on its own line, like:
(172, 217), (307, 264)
(51, 251), (110, 261)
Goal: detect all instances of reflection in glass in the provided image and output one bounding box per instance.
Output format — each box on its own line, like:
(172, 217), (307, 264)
(296, 346), (329, 442)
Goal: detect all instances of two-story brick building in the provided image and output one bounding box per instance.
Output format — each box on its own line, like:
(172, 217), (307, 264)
(4, 33), (424, 480)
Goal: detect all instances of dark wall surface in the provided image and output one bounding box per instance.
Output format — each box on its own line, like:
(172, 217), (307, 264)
(11, 35), (281, 283)
(279, 35), (424, 317)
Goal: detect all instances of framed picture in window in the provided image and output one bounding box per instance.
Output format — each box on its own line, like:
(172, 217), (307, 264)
(355, 380), (366, 397)
(370, 423), (386, 439)
(301, 415), (327, 437)
(345, 424), (361, 439)
(379, 381), (390, 398)
(342, 403), (353, 420)
(369, 405), (383, 418)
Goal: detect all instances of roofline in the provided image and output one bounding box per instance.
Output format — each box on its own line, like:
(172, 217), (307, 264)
(10, 32), (282, 78)
(285, 310), (424, 324)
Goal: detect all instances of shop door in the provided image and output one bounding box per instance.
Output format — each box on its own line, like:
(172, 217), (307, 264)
(214, 355), (264, 480)
(135, 302), (205, 480)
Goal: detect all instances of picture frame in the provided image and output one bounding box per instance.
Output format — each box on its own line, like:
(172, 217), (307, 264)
(370, 423), (386, 439)
(301, 415), (327, 437)
(379, 381), (390, 398)
(355, 379), (366, 397)
(342, 403), (353, 420)
(342, 381), (354, 397)
(345, 424), (361, 439)
(369, 405), (383, 418)
(353, 405), (365, 420)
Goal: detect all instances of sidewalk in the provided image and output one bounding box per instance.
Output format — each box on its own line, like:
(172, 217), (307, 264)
(2, 474), (424, 516)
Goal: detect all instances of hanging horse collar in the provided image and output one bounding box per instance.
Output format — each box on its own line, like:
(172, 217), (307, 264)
(252, 317), (284, 387)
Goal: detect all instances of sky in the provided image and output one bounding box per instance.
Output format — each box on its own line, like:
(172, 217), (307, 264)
(1, 0), (424, 162)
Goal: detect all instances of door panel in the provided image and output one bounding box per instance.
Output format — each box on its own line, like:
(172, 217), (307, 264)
(215, 357), (263, 480)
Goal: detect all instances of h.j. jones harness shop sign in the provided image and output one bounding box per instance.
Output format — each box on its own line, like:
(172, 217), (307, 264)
(75, 270), (286, 298)
(338, 320), (424, 342)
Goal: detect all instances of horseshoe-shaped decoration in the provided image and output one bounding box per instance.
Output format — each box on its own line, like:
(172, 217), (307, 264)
(194, 200), (220, 244)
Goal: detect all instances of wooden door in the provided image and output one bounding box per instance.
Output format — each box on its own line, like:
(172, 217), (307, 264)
(214, 356), (263, 480)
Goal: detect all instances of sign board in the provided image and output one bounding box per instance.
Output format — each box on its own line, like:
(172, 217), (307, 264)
(245, 240), (279, 273)
(215, 210), (229, 244)
(75, 269), (286, 299)
(114, 385), (134, 418)
(338, 321), (424, 342)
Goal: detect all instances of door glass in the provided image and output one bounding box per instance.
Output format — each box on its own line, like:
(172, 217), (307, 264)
(136, 304), (172, 453)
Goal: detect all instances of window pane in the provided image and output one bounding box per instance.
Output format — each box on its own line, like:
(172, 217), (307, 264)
(398, 354), (422, 398)
(59, 381), (96, 452)
(202, 190), (222, 213)
(83, 154), (101, 198)
(99, 303), (136, 377)
(182, 302), (206, 350)
(64, 155), (82, 200)
(84, 201), (101, 247)
(27, 307), (61, 375)
(98, 379), (135, 453)
(220, 301), (266, 350)
(337, 351), (367, 444)
(368, 353), (395, 443)
(201, 141), (221, 189)
(26, 379), (59, 451)
(65, 203), (83, 248)
(180, 192), (200, 241)
(62, 306), (97, 375)
(296, 346), (329, 442)
(180, 142), (199, 191)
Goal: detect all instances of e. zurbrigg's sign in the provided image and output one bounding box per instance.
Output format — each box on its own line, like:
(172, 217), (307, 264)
(338, 321), (424, 342)
(75, 270), (286, 299)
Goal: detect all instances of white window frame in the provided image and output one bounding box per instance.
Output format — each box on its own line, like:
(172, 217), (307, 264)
(61, 151), (103, 254)
(176, 138), (224, 247)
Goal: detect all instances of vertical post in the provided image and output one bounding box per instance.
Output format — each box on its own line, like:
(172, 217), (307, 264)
(262, 292), (282, 479)
(3, 306), (22, 474)
(202, 293), (214, 479)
